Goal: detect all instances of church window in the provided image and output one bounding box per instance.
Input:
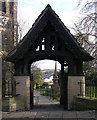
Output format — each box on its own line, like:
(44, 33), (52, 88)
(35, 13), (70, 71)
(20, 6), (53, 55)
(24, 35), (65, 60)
(2, 2), (6, 13)
(9, 2), (14, 17)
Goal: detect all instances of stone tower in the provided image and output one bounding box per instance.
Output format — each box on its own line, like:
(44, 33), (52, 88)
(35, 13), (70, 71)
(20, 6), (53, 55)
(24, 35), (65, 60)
(0, 0), (18, 97)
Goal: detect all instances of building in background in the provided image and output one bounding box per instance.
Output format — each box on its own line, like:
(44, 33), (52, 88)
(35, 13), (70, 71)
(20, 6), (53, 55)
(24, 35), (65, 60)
(0, 0), (18, 97)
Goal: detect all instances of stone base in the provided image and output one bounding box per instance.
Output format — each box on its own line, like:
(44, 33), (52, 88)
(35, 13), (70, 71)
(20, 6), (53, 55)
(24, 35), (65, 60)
(68, 76), (85, 110)
(13, 76), (30, 111)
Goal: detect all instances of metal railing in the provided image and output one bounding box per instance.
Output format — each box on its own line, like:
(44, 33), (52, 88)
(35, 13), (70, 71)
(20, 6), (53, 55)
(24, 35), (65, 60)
(85, 79), (97, 98)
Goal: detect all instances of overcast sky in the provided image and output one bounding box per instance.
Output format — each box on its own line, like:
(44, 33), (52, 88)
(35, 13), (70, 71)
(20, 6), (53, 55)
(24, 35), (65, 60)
(18, 0), (80, 34)
(17, 0), (80, 70)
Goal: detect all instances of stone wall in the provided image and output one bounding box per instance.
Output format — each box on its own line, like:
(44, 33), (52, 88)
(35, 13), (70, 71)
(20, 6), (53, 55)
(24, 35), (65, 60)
(13, 76), (30, 111)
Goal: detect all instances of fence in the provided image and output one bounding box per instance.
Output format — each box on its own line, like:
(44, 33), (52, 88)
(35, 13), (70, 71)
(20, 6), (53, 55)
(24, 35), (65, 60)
(85, 79), (97, 98)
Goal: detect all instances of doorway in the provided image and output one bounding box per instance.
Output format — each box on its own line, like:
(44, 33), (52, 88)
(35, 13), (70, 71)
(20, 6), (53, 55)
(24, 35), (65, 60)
(30, 59), (66, 110)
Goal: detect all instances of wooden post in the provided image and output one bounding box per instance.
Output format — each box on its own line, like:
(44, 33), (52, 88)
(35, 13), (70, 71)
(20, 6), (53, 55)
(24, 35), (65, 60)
(60, 61), (68, 109)
(30, 74), (34, 109)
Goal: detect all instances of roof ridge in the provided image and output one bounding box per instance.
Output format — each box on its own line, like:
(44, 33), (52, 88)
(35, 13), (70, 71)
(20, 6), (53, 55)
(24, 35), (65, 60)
(46, 4), (52, 8)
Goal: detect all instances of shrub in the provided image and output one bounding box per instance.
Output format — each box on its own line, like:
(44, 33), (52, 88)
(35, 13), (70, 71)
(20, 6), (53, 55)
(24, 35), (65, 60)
(73, 96), (97, 110)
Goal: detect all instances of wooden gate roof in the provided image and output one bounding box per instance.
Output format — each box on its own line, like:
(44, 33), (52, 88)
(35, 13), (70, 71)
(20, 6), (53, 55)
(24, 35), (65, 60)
(4, 4), (93, 62)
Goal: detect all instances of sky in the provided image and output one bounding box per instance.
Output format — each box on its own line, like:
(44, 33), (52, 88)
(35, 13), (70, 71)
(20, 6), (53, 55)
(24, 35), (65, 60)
(17, 0), (80, 70)
(18, 0), (80, 35)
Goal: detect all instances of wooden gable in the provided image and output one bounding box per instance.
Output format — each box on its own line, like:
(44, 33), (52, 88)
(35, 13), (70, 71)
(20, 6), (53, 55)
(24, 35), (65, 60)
(4, 4), (93, 63)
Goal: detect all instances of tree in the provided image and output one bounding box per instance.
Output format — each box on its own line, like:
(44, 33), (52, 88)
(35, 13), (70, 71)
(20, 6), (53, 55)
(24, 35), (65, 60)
(76, 0), (97, 59)
(83, 61), (97, 80)
(73, 0), (97, 80)
(31, 64), (44, 88)
(18, 16), (30, 41)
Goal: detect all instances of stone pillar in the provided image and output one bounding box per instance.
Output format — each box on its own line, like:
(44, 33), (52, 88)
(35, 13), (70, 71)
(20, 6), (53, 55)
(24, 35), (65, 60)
(13, 76), (30, 111)
(68, 76), (85, 110)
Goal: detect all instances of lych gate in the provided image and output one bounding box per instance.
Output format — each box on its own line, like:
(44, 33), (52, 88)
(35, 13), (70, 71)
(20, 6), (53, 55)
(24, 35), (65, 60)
(5, 4), (93, 110)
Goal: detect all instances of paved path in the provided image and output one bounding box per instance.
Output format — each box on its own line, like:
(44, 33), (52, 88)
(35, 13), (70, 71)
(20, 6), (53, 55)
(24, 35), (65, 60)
(2, 90), (97, 120)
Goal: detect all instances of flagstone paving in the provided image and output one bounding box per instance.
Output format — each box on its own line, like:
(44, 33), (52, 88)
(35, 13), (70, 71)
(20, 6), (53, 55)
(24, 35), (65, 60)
(2, 91), (96, 120)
